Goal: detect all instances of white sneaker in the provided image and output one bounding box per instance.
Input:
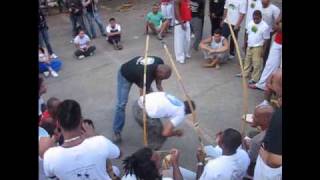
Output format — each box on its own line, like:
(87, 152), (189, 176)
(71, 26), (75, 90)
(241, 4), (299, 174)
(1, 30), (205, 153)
(78, 55), (85, 60)
(50, 53), (58, 59)
(70, 39), (74, 43)
(191, 33), (195, 38)
(186, 55), (191, 59)
(178, 59), (185, 64)
(229, 55), (235, 59)
(43, 71), (50, 77)
(51, 70), (59, 77)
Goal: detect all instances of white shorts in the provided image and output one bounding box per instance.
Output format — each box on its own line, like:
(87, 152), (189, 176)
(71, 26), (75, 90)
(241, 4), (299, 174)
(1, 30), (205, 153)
(253, 155), (282, 180)
(161, 3), (173, 19)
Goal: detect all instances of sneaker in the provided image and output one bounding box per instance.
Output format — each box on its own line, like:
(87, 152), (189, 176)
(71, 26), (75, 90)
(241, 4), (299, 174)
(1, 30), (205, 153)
(51, 70), (59, 77)
(235, 73), (242, 77)
(178, 59), (185, 64)
(215, 64), (220, 69)
(70, 39), (74, 43)
(248, 79), (256, 84)
(191, 33), (195, 38)
(157, 33), (163, 40)
(50, 53), (58, 59)
(78, 55), (85, 60)
(43, 71), (50, 77)
(89, 52), (94, 56)
(228, 55), (235, 59)
(186, 55), (191, 59)
(112, 133), (122, 143)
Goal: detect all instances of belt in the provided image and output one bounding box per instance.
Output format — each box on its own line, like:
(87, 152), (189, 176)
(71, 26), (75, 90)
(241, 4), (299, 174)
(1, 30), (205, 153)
(249, 46), (262, 49)
(259, 146), (282, 168)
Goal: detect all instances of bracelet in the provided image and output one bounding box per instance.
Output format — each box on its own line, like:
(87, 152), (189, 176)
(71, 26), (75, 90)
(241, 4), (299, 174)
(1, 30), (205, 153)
(197, 162), (204, 166)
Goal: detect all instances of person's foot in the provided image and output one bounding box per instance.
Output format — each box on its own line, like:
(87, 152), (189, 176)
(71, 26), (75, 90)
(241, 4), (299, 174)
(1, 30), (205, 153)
(102, 33), (107, 37)
(113, 43), (118, 50)
(228, 54), (235, 59)
(50, 70), (59, 77)
(178, 59), (185, 64)
(235, 73), (242, 77)
(191, 33), (195, 38)
(78, 55), (85, 60)
(43, 71), (50, 77)
(157, 33), (163, 40)
(186, 55), (191, 59)
(117, 43), (123, 50)
(202, 61), (216, 68)
(248, 79), (256, 84)
(215, 64), (221, 69)
(112, 133), (122, 143)
(70, 39), (74, 43)
(50, 53), (58, 59)
(89, 52), (94, 56)
(91, 36), (96, 39)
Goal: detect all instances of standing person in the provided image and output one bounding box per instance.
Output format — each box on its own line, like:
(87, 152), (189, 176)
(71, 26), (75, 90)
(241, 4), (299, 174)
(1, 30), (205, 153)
(106, 18), (123, 50)
(161, 0), (174, 28)
(209, 0), (226, 36)
(221, 0), (247, 59)
(146, 3), (170, 40)
(74, 30), (96, 59)
(249, 20), (281, 90)
(43, 100), (121, 180)
(112, 56), (171, 143)
(245, 0), (262, 29)
(39, 47), (62, 78)
(39, 9), (58, 59)
(261, 0), (280, 63)
(242, 10), (269, 84)
(66, 0), (90, 42)
(83, 0), (106, 39)
(190, 0), (205, 51)
(174, 0), (192, 64)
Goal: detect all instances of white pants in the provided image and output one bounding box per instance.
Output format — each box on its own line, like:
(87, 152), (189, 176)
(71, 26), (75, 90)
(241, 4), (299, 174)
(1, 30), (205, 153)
(174, 20), (191, 63)
(253, 155), (282, 180)
(255, 41), (282, 90)
(161, 3), (173, 19)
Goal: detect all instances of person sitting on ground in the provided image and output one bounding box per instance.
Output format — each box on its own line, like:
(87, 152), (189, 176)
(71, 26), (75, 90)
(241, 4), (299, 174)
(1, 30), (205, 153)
(113, 56), (171, 143)
(199, 28), (229, 69)
(106, 17), (123, 50)
(39, 47), (62, 78)
(74, 30), (96, 60)
(137, 91), (196, 138)
(43, 99), (121, 180)
(146, 3), (170, 40)
(260, 68), (282, 107)
(40, 97), (61, 126)
(122, 147), (196, 180)
(243, 104), (274, 177)
(196, 128), (250, 179)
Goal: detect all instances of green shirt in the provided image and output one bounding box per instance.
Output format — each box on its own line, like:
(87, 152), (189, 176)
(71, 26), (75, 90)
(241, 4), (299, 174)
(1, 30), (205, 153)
(146, 11), (163, 27)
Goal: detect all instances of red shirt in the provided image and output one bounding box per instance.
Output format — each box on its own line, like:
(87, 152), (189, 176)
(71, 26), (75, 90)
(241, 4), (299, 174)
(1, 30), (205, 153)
(274, 32), (282, 44)
(180, 0), (192, 21)
(39, 110), (52, 125)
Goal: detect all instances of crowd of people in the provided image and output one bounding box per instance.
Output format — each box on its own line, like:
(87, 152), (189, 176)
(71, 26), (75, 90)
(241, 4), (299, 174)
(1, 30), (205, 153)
(39, 0), (282, 179)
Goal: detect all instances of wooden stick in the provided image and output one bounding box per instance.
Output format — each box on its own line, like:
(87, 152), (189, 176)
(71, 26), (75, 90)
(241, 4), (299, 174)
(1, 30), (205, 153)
(226, 20), (249, 137)
(162, 42), (204, 149)
(156, 150), (171, 154)
(142, 35), (150, 147)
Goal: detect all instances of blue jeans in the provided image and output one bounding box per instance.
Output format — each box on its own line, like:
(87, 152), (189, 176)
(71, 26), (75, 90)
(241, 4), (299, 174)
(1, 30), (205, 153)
(113, 70), (132, 133)
(70, 15), (90, 37)
(39, 28), (54, 55)
(39, 58), (62, 73)
(85, 11), (105, 38)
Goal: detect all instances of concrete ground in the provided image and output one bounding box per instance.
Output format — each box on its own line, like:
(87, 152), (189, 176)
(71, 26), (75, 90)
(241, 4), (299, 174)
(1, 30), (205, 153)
(43, 0), (281, 174)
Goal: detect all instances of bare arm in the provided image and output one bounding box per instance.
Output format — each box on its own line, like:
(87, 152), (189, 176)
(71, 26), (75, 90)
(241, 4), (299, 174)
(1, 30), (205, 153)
(156, 79), (163, 91)
(108, 32), (121, 36)
(195, 147), (206, 179)
(162, 121), (182, 137)
(171, 149), (183, 180)
(199, 37), (213, 51)
(235, 13), (245, 30)
(220, 9), (228, 26)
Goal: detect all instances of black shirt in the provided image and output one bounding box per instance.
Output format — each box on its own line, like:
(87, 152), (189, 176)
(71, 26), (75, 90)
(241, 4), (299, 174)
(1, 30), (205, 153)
(66, 0), (83, 16)
(120, 56), (164, 91)
(263, 107), (282, 155)
(209, 0), (225, 18)
(39, 10), (48, 30)
(84, 0), (95, 13)
(190, 0), (205, 19)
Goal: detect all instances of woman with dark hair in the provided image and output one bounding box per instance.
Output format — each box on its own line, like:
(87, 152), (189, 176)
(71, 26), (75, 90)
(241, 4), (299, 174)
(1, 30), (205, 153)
(39, 47), (62, 77)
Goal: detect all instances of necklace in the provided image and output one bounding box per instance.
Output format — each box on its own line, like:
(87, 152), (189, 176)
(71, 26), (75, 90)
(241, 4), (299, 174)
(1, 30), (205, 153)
(64, 136), (81, 143)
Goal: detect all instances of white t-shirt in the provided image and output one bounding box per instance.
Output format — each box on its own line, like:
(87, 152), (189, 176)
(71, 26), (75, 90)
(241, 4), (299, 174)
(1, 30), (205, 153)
(106, 24), (121, 34)
(138, 92), (185, 127)
(253, 155), (282, 180)
(224, 0), (247, 25)
(44, 135), (120, 180)
(199, 148), (250, 180)
(245, 0), (262, 27)
(74, 34), (90, 49)
(246, 20), (269, 47)
(262, 4), (280, 33)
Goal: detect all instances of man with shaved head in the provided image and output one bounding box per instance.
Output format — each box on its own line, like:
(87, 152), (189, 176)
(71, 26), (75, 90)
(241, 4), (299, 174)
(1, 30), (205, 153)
(112, 56), (172, 143)
(244, 104), (274, 177)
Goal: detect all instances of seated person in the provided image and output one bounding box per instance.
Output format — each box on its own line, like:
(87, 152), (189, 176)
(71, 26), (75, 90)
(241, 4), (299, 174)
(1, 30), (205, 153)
(106, 17), (123, 50)
(145, 3), (170, 40)
(39, 97), (61, 126)
(74, 30), (96, 60)
(199, 28), (229, 69)
(243, 104), (274, 177)
(137, 91), (196, 138)
(39, 47), (62, 77)
(122, 147), (195, 180)
(197, 128), (250, 179)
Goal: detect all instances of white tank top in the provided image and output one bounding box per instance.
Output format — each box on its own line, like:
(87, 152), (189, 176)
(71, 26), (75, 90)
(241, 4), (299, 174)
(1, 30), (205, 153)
(210, 36), (225, 49)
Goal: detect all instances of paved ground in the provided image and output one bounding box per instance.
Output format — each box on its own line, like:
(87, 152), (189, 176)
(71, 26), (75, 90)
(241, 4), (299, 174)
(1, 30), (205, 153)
(43, 0), (280, 174)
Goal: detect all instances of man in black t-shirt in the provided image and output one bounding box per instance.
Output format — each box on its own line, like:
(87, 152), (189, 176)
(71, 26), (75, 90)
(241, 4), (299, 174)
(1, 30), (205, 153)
(83, 0), (106, 39)
(65, 0), (90, 40)
(209, 0), (225, 35)
(112, 56), (172, 143)
(190, 0), (205, 51)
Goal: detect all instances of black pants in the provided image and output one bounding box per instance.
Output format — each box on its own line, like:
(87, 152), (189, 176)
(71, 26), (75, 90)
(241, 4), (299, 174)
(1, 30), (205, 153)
(222, 23), (239, 56)
(74, 46), (96, 57)
(210, 16), (223, 35)
(108, 34), (121, 44)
